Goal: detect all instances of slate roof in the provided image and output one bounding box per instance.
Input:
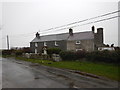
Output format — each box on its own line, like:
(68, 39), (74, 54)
(31, 31), (94, 42)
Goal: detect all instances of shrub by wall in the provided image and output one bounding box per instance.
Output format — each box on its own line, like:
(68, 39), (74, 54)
(47, 48), (62, 57)
(15, 50), (23, 56)
(60, 50), (87, 61)
(2, 50), (12, 55)
(60, 51), (76, 60)
(75, 50), (87, 59)
(86, 50), (120, 64)
(60, 50), (119, 63)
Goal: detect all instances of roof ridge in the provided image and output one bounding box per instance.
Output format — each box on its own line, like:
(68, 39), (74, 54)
(30, 30), (94, 42)
(40, 30), (92, 37)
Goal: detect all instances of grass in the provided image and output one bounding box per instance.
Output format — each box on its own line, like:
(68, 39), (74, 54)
(15, 57), (119, 81)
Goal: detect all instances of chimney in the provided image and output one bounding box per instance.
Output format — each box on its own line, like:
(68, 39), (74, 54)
(36, 32), (40, 39)
(97, 28), (103, 34)
(97, 28), (103, 44)
(92, 26), (95, 33)
(69, 28), (73, 36)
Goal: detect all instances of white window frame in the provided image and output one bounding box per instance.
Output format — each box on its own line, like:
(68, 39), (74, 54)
(35, 48), (37, 54)
(76, 49), (83, 51)
(55, 41), (58, 46)
(76, 41), (81, 44)
(44, 42), (47, 46)
(35, 42), (38, 47)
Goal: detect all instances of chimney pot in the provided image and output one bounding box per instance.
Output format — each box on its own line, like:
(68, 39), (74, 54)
(92, 26), (95, 33)
(69, 28), (73, 36)
(36, 32), (40, 39)
(97, 28), (103, 34)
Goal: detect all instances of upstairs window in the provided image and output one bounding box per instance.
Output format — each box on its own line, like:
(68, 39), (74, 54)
(44, 42), (47, 46)
(55, 41), (58, 46)
(35, 42), (38, 47)
(76, 41), (81, 44)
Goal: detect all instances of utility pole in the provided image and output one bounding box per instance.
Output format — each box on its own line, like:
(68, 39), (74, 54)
(7, 35), (9, 50)
(118, 1), (120, 47)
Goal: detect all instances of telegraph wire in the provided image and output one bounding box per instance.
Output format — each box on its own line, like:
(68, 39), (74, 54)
(1, 14), (119, 49)
(2, 15), (119, 38)
(71, 15), (119, 28)
(1, 10), (120, 38)
(40, 15), (119, 34)
(38, 10), (120, 33)
(1, 15), (119, 38)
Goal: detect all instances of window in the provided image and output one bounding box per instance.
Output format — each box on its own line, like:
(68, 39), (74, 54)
(76, 41), (81, 44)
(76, 49), (82, 51)
(35, 48), (37, 54)
(44, 42), (47, 46)
(55, 41), (58, 46)
(35, 42), (38, 47)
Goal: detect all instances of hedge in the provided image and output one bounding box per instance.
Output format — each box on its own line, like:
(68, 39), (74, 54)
(47, 48), (62, 55)
(60, 51), (76, 60)
(59, 50), (86, 61)
(60, 50), (120, 64)
(86, 50), (120, 63)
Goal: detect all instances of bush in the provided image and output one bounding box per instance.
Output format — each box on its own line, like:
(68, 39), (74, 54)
(22, 47), (31, 53)
(15, 50), (23, 56)
(60, 50), (120, 63)
(86, 50), (120, 64)
(60, 50), (87, 61)
(60, 51), (76, 60)
(2, 47), (31, 56)
(47, 48), (62, 56)
(75, 50), (87, 59)
(2, 50), (12, 55)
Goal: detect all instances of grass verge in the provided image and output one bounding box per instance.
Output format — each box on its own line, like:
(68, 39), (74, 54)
(16, 57), (119, 81)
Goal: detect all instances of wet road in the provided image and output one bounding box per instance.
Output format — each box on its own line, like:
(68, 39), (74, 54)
(2, 58), (119, 88)
(2, 58), (70, 88)
(0, 57), (2, 89)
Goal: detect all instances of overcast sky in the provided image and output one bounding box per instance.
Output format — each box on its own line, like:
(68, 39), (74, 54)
(0, 0), (119, 49)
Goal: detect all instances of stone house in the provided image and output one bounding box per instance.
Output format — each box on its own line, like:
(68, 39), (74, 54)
(30, 26), (104, 54)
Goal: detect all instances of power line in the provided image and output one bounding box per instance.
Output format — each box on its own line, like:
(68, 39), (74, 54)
(2, 15), (119, 39)
(71, 15), (119, 28)
(2, 10), (119, 38)
(40, 15), (119, 34)
(38, 10), (120, 33)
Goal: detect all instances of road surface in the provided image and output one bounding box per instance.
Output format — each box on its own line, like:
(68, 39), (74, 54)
(0, 57), (2, 89)
(2, 57), (119, 88)
(2, 58), (70, 88)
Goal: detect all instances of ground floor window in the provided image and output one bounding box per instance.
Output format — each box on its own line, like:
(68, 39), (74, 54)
(76, 49), (83, 51)
(44, 42), (47, 46)
(35, 48), (37, 54)
(55, 41), (58, 46)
